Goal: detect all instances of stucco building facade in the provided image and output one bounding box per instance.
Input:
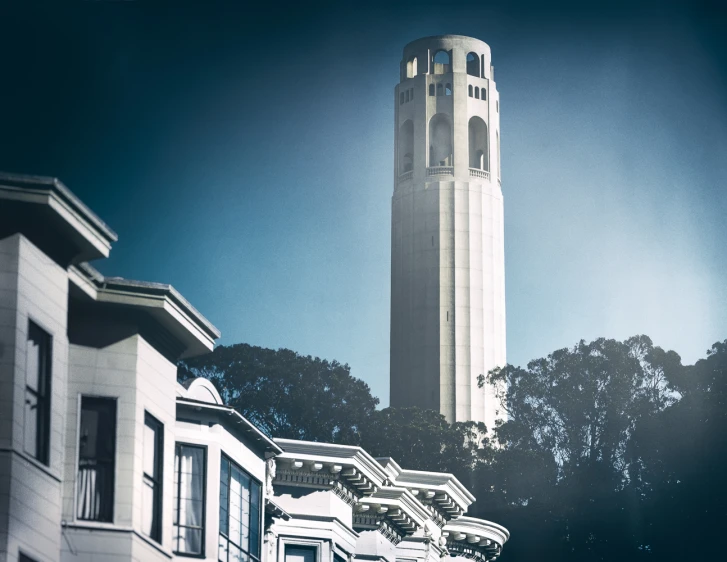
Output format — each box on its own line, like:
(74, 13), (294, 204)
(0, 171), (509, 562)
(390, 36), (506, 427)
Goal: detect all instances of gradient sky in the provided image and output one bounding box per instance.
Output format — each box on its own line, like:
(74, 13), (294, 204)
(1, 1), (725, 406)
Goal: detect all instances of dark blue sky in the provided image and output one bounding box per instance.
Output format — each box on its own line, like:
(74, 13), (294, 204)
(2, 1), (726, 405)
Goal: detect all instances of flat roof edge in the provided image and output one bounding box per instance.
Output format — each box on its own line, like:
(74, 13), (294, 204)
(0, 171), (118, 243)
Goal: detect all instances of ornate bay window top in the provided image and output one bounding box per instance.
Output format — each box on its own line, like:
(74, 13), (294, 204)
(443, 516), (510, 562)
(355, 486), (430, 534)
(273, 439), (388, 496)
(376, 457), (474, 521)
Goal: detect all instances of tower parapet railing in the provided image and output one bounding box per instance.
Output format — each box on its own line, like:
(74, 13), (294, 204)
(398, 170), (414, 183)
(469, 168), (490, 180)
(426, 166), (454, 177)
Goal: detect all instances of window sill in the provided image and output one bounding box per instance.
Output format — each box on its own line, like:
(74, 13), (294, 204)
(0, 447), (61, 482)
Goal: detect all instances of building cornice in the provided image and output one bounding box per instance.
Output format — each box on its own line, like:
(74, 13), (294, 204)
(442, 516), (509, 561)
(176, 398), (282, 456)
(70, 262), (220, 358)
(274, 439), (389, 495)
(0, 171), (117, 264)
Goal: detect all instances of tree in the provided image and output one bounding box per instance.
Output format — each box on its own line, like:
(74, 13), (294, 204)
(629, 340), (727, 560)
(479, 336), (685, 562)
(359, 407), (490, 477)
(179, 343), (378, 444)
(481, 336), (680, 486)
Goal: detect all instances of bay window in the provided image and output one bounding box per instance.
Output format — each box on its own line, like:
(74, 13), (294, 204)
(219, 455), (261, 562)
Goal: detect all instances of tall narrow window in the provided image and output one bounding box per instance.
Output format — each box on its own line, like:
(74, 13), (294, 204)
(77, 397), (116, 522)
(474, 87), (479, 99)
(429, 84), (435, 96)
(481, 88), (486, 101)
(429, 113), (453, 167)
(445, 83), (452, 96)
(174, 444), (206, 556)
(143, 413), (164, 543)
(468, 116), (488, 171)
(399, 120), (414, 174)
(468, 85), (473, 97)
(24, 321), (51, 465)
(399, 92), (404, 105)
(219, 455), (261, 562)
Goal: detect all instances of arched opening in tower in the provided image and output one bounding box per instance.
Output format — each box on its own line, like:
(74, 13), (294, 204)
(432, 50), (450, 75)
(429, 114), (453, 167)
(466, 52), (480, 77)
(406, 56), (418, 78)
(468, 116), (489, 171)
(399, 120), (414, 174)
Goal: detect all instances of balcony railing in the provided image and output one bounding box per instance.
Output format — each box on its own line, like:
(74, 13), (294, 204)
(398, 170), (413, 184)
(426, 166), (454, 177)
(469, 168), (490, 180)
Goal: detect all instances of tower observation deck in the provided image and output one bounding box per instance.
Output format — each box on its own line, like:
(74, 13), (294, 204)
(390, 35), (506, 427)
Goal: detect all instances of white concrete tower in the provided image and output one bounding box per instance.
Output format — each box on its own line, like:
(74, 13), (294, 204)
(390, 35), (505, 427)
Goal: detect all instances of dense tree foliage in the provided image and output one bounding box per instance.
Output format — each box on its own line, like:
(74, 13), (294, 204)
(179, 343), (378, 443)
(180, 336), (727, 562)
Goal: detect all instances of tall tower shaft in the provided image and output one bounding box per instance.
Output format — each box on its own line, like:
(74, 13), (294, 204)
(390, 35), (506, 427)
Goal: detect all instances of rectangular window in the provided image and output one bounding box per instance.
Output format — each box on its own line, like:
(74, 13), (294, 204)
(285, 546), (316, 562)
(218, 455), (261, 562)
(174, 444), (206, 556)
(76, 397), (116, 522)
(143, 412), (163, 543)
(24, 321), (52, 465)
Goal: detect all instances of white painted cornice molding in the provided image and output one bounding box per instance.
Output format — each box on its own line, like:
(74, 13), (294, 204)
(274, 439), (389, 493)
(443, 516), (509, 561)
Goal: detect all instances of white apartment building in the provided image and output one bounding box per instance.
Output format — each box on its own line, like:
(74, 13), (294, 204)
(0, 171), (509, 562)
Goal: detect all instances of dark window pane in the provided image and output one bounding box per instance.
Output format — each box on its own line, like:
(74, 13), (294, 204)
(23, 393), (38, 454)
(143, 413), (163, 543)
(77, 397), (116, 522)
(25, 321), (51, 465)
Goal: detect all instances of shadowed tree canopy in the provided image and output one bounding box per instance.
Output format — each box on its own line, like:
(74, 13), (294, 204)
(179, 343), (378, 443)
(359, 407), (490, 476)
(627, 340), (727, 560)
(481, 335), (682, 486)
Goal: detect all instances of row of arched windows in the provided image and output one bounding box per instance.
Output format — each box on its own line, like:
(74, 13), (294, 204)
(400, 88), (415, 105)
(468, 85), (487, 100)
(398, 115), (495, 173)
(429, 83), (452, 97)
(405, 50), (487, 79)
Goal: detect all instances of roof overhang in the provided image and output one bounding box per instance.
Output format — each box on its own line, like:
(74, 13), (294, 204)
(376, 458), (474, 521)
(355, 485), (430, 534)
(70, 262), (220, 358)
(177, 398), (282, 456)
(0, 171), (117, 265)
(274, 439), (388, 496)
